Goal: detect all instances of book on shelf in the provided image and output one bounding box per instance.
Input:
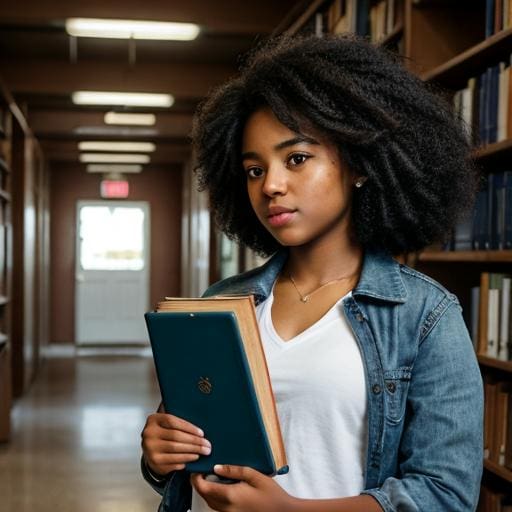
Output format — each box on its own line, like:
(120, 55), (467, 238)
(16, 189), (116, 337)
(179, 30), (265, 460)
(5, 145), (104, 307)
(485, 0), (512, 38)
(479, 484), (512, 511)
(144, 295), (288, 477)
(484, 381), (512, 474)
(475, 272), (512, 360)
(506, 390), (512, 470)
(445, 170), (512, 252)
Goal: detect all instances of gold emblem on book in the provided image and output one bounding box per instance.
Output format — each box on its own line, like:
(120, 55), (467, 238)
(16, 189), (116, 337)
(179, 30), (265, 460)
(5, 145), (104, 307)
(198, 376), (212, 394)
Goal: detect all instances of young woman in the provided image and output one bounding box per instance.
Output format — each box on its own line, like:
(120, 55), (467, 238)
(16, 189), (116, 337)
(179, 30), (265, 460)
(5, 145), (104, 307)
(141, 34), (484, 512)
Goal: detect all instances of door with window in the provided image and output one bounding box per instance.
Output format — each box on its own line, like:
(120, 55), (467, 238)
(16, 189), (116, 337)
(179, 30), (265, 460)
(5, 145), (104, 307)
(75, 201), (150, 344)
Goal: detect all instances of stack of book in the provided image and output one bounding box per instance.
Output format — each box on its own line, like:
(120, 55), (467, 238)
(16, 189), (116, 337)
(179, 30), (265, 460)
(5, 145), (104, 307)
(447, 171), (512, 252)
(483, 380), (512, 466)
(485, 0), (512, 39)
(479, 484), (512, 511)
(472, 272), (512, 360)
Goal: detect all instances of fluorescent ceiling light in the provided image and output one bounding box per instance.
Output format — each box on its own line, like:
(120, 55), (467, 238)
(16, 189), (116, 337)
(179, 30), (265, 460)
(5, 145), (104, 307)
(73, 126), (158, 137)
(72, 91), (173, 108)
(80, 153), (150, 164)
(66, 18), (200, 41)
(78, 141), (156, 152)
(87, 164), (143, 174)
(104, 112), (156, 126)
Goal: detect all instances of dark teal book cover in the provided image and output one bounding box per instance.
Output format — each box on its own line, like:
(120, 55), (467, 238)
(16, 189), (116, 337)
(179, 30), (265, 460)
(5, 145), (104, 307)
(145, 310), (288, 476)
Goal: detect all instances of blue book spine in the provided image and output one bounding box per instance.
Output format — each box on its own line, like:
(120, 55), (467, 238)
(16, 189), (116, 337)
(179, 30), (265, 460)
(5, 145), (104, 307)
(486, 0), (495, 38)
(356, 0), (370, 36)
(479, 69), (489, 144)
(505, 171), (512, 249)
(492, 172), (505, 249)
(489, 65), (500, 144)
(486, 173), (495, 250)
(472, 189), (487, 250)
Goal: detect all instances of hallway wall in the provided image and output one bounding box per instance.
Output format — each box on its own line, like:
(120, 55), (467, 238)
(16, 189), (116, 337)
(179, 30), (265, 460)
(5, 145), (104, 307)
(50, 164), (183, 343)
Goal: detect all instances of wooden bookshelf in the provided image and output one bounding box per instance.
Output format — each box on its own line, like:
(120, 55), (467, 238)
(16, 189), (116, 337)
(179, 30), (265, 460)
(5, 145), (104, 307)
(274, 1), (506, 508)
(419, 250), (512, 263)
(378, 21), (404, 47)
(422, 27), (512, 88)
(0, 93), (13, 443)
(474, 138), (512, 161)
(484, 459), (512, 484)
(478, 355), (512, 373)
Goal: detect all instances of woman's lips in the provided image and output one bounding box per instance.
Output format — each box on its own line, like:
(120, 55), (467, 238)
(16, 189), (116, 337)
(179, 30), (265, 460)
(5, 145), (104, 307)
(267, 211), (296, 227)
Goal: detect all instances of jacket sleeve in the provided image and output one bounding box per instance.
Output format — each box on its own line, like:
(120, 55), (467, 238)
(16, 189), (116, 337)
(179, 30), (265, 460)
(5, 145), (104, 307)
(361, 299), (484, 512)
(140, 456), (168, 496)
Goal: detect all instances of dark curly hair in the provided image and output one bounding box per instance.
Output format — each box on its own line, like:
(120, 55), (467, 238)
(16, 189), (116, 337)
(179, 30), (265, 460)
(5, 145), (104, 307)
(192, 33), (479, 257)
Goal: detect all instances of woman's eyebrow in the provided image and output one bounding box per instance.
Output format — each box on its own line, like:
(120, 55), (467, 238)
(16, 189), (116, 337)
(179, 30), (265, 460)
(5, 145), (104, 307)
(241, 135), (319, 161)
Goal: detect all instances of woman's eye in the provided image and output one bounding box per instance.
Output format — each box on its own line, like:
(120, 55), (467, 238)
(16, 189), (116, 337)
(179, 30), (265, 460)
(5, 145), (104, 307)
(288, 154), (308, 166)
(246, 167), (264, 178)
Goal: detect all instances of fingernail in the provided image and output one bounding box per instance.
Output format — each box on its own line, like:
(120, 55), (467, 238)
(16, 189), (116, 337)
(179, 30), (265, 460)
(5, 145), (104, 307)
(197, 428), (204, 437)
(203, 440), (211, 448)
(214, 464), (223, 472)
(201, 446), (211, 455)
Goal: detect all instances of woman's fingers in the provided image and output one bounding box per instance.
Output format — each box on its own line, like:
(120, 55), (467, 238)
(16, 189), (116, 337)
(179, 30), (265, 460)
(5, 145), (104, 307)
(145, 436), (211, 456)
(155, 413), (204, 437)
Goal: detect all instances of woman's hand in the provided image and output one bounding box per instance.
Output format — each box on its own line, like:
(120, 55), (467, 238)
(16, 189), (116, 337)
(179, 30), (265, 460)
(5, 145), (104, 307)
(191, 464), (298, 512)
(141, 412), (211, 477)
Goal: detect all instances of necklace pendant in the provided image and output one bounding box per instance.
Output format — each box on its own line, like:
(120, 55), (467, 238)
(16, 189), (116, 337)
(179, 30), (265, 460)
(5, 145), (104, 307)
(301, 296), (309, 303)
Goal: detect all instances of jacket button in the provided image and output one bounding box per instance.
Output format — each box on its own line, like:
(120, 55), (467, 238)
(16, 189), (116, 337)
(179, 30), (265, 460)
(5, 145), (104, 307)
(356, 313), (364, 322)
(372, 384), (381, 394)
(386, 382), (396, 393)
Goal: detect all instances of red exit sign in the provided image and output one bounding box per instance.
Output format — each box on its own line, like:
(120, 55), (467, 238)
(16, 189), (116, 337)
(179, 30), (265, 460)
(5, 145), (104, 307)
(100, 180), (129, 198)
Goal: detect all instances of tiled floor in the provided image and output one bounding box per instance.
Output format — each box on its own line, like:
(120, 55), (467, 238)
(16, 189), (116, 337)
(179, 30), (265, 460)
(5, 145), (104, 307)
(0, 346), (163, 512)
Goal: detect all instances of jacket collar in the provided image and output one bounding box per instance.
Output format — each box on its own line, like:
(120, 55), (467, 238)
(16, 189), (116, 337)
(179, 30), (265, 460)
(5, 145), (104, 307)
(209, 248), (407, 304)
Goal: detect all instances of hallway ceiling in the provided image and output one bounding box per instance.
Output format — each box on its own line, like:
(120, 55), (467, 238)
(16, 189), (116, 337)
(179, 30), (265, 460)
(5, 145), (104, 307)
(0, 0), (306, 168)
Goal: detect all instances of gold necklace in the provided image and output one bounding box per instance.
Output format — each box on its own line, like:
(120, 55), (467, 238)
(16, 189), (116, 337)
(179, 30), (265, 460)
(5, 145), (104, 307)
(288, 272), (357, 303)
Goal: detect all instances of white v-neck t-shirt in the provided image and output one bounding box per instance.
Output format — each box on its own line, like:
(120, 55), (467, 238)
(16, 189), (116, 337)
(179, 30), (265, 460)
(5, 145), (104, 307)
(191, 288), (368, 511)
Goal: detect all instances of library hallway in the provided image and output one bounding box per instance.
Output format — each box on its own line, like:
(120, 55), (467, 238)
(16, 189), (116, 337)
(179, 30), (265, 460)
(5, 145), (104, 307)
(0, 347), (162, 512)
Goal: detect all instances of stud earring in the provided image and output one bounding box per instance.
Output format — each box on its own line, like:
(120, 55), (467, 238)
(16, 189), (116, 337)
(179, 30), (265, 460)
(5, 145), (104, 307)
(355, 178), (366, 188)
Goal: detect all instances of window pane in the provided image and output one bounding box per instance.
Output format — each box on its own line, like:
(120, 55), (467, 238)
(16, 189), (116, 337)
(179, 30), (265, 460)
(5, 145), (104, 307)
(80, 206), (145, 270)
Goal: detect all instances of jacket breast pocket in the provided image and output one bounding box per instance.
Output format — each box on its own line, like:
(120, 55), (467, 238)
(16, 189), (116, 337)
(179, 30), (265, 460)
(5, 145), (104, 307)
(383, 367), (412, 425)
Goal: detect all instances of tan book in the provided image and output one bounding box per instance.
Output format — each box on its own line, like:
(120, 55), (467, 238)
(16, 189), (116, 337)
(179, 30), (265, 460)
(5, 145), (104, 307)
(145, 295), (288, 477)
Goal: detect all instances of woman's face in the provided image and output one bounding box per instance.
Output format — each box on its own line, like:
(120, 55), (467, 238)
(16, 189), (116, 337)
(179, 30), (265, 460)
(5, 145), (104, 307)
(241, 107), (356, 249)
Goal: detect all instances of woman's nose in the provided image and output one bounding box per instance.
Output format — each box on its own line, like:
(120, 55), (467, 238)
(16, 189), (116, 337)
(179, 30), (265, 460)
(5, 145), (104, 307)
(261, 166), (287, 197)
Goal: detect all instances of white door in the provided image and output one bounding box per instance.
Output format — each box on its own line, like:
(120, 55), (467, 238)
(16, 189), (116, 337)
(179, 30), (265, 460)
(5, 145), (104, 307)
(75, 201), (150, 344)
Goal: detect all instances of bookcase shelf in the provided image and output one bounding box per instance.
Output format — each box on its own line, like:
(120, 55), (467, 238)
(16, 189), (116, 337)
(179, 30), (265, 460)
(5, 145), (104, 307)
(474, 138), (512, 161)
(478, 355), (512, 373)
(484, 459), (512, 484)
(378, 21), (404, 47)
(418, 250), (512, 263)
(421, 26), (512, 88)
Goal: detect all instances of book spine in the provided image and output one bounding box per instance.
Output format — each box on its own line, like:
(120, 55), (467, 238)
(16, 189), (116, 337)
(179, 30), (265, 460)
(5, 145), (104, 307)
(486, 0), (496, 38)
(499, 276), (511, 360)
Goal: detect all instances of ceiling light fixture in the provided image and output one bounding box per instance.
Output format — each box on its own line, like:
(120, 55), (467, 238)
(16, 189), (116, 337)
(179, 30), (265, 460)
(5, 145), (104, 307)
(79, 153), (150, 164)
(78, 141), (156, 152)
(72, 91), (173, 108)
(104, 112), (156, 126)
(87, 164), (143, 174)
(65, 18), (200, 41)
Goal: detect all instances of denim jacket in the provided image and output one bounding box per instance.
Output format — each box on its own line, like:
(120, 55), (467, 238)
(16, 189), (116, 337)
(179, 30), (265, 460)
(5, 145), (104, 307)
(143, 248), (484, 512)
